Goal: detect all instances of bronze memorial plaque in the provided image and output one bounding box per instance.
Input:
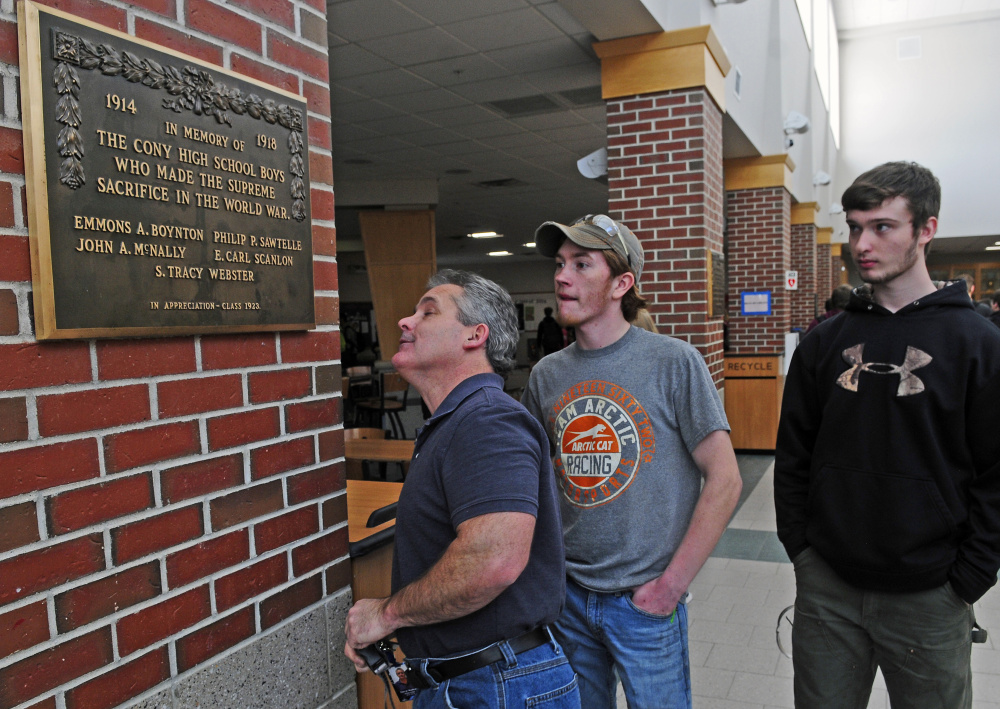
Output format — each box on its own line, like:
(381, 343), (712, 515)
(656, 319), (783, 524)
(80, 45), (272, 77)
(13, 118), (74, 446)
(19, 1), (315, 339)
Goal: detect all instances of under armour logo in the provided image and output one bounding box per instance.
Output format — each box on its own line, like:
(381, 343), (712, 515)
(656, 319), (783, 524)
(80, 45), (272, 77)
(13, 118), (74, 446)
(836, 344), (932, 396)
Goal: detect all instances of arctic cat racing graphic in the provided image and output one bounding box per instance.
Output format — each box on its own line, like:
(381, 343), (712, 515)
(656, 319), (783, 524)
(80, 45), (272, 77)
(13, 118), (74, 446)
(552, 380), (654, 508)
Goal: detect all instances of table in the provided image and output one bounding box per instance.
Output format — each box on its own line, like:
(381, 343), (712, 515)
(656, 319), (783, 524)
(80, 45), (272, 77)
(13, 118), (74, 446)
(345, 438), (414, 464)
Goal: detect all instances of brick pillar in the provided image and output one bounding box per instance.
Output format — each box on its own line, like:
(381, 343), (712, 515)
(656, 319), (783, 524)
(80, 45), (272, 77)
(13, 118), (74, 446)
(724, 161), (793, 354)
(816, 241), (833, 307)
(831, 243), (847, 286)
(790, 202), (819, 329)
(606, 88), (725, 381)
(595, 28), (730, 384)
(0, 2), (350, 708)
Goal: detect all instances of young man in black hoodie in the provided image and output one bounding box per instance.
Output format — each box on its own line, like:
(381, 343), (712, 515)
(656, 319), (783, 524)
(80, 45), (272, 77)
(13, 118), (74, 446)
(775, 162), (1000, 708)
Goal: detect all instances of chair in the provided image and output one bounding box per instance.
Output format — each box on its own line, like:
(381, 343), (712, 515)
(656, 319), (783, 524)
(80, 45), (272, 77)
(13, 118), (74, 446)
(354, 371), (409, 439)
(344, 427), (385, 481)
(344, 427), (407, 481)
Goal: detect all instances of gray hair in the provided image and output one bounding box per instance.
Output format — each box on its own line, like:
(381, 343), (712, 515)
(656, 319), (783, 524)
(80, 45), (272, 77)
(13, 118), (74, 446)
(427, 269), (518, 376)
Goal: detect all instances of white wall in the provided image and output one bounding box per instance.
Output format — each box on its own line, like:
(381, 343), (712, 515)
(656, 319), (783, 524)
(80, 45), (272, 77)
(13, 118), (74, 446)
(635, 0), (842, 221)
(837, 15), (1000, 239)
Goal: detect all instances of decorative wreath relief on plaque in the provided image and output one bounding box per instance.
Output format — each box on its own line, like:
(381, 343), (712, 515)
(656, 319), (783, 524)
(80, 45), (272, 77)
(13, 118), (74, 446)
(50, 28), (308, 221)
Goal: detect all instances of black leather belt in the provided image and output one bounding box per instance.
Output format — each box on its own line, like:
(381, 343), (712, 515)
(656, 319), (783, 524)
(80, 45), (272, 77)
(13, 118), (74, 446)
(406, 626), (550, 689)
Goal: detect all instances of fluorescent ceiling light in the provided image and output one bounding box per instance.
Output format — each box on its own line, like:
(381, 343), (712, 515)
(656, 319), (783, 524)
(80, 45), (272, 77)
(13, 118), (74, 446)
(986, 245), (1000, 251)
(468, 231), (502, 239)
(523, 242), (535, 248)
(488, 250), (512, 257)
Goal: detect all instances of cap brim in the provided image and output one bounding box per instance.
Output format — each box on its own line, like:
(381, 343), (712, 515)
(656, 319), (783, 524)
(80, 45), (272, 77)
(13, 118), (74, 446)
(534, 221), (611, 257)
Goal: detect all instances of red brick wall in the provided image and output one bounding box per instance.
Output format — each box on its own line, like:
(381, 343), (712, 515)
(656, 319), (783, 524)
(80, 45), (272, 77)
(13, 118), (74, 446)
(726, 187), (791, 353)
(606, 88), (726, 383)
(790, 223), (818, 330)
(0, 1), (343, 707)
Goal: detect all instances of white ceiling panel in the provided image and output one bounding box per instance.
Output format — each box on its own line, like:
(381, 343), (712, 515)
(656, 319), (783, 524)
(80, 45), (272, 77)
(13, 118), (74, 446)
(379, 88), (472, 114)
(484, 37), (594, 73)
(335, 68), (436, 97)
(327, 43), (395, 79)
(406, 54), (511, 87)
(535, 1), (590, 35)
(326, 0), (430, 41)
(443, 8), (565, 53)
(400, 0), (529, 25)
(359, 27), (477, 66)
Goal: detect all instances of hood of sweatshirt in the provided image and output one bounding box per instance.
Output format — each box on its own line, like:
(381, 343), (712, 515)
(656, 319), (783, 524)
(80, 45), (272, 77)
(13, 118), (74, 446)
(844, 280), (973, 316)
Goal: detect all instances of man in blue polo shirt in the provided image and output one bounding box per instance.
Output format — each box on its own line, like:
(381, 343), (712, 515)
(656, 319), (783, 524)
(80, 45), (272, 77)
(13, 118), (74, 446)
(345, 269), (579, 709)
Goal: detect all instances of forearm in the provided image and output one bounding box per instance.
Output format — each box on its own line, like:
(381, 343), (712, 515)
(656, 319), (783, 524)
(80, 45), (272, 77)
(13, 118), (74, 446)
(385, 536), (517, 630)
(634, 430), (741, 612)
(345, 512), (534, 650)
(656, 459), (741, 599)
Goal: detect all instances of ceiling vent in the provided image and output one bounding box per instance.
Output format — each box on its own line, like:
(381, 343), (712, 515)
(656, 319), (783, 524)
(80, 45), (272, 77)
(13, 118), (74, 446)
(486, 86), (604, 117)
(559, 86), (603, 106)
(487, 95), (561, 117)
(474, 177), (527, 189)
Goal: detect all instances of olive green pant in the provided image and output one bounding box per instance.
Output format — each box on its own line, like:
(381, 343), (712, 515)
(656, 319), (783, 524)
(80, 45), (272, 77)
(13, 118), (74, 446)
(791, 547), (974, 709)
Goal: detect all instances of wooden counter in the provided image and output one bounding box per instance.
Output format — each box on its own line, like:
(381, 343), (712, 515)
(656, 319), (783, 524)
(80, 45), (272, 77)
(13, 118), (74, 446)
(723, 355), (784, 450)
(346, 480), (411, 709)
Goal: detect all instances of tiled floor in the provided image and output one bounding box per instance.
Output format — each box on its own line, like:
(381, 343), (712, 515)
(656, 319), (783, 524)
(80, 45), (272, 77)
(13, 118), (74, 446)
(616, 454), (1000, 709)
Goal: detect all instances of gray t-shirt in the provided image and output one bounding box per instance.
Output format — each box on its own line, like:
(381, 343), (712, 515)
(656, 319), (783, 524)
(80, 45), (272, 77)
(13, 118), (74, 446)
(523, 326), (729, 592)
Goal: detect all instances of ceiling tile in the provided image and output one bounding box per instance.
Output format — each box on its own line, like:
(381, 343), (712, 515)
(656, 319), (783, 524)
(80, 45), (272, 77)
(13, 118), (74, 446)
(449, 76), (546, 103)
(331, 99), (404, 123)
(399, 0), (529, 25)
(329, 123), (380, 142)
(359, 27), (477, 66)
(443, 7), (564, 52)
(521, 63), (602, 93)
(416, 104), (502, 127)
(512, 110), (589, 131)
(335, 68), (436, 97)
(484, 37), (593, 73)
(380, 88), (472, 114)
(327, 43), (395, 79)
(535, 1), (590, 35)
(405, 53), (509, 86)
(363, 113), (439, 135)
(453, 120), (525, 139)
(327, 0), (431, 41)
(397, 127), (468, 147)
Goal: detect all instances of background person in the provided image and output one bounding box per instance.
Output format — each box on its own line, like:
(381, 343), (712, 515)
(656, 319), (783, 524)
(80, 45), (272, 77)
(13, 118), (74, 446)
(804, 284), (852, 334)
(537, 305), (565, 356)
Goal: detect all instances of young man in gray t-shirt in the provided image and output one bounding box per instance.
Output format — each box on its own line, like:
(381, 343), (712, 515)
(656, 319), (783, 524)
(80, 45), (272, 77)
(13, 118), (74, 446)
(523, 215), (742, 709)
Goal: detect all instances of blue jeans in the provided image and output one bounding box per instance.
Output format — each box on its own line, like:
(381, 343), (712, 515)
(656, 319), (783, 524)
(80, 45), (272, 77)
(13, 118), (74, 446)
(554, 578), (691, 709)
(792, 547), (974, 709)
(411, 630), (580, 709)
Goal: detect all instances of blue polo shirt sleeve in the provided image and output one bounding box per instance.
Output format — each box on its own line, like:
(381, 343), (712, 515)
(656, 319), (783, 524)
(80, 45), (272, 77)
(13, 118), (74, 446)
(439, 396), (545, 529)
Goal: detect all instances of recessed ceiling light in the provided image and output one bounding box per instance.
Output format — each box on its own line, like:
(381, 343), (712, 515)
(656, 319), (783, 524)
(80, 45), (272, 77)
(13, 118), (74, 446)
(488, 251), (512, 257)
(523, 242), (535, 248)
(468, 231), (502, 239)
(987, 246), (1000, 251)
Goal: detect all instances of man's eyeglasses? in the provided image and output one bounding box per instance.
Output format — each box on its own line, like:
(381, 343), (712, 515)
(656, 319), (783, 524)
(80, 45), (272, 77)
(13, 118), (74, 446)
(573, 214), (631, 268)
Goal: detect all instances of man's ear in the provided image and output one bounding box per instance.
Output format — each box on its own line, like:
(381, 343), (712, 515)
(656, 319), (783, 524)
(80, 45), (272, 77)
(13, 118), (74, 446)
(917, 215), (937, 253)
(462, 323), (489, 351)
(611, 271), (635, 301)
